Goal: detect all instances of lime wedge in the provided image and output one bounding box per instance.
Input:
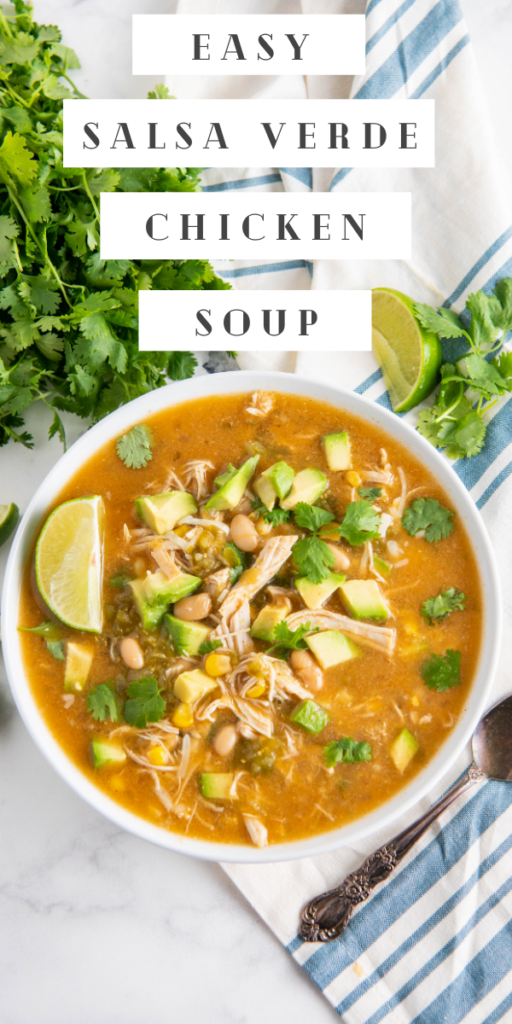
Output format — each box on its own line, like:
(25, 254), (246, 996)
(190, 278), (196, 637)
(372, 288), (442, 412)
(0, 502), (19, 546)
(35, 496), (105, 632)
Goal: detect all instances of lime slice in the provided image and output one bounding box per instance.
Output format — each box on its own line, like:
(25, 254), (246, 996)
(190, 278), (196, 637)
(372, 288), (442, 412)
(35, 496), (105, 632)
(0, 502), (19, 546)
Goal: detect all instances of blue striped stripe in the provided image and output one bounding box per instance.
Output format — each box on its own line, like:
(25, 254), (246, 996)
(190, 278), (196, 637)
(366, 0), (418, 55)
(294, 779), (512, 988)
(444, 226), (512, 307)
(476, 458), (512, 509)
(455, 399), (512, 490)
(280, 168), (312, 189)
(202, 173), (282, 192)
(219, 259), (310, 279)
(356, 0), (463, 99)
(355, 368), (383, 393)
(336, 830), (512, 1018)
(366, 0), (388, 16)
(410, 32), (470, 97)
(481, 990), (512, 1024)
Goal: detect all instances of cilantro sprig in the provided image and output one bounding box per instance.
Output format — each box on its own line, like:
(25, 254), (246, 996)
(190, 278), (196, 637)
(420, 650), (461, 692)
(87, 682), (121, 723)
(402, 498), (454, 543)
(323, 738), (372, 766)
(357, 487), (382, 500)
(291, 502), (336, 584)
(116, 424), (153, 469)
(412, 280), (512, 460)
(18, 619), (64, 659)
(421, 588), (466, 624)
(266, 620), (317, 658)
(251, 496), (291, 527)
(198, 640), (223, 655)
(123, 677), (166, 728)
(0, 2), (229, 451)
(338, 499), (381, 546)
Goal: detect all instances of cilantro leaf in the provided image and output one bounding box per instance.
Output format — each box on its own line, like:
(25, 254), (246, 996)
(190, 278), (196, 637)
(109, 569), (134, 588)
(46, 640), (65, 661)
(116, 424), (153, 469)
(198, 640), (223, 655)
(87, 682), (121, 723)
(293, 503), (335, 532)
(420, 650), (461, 692)
(123, 677), (166, 728)
(338, 499), (381, 546)
(266, 620), (317, 658)
(323, 738), (372, 766)
(168, 352), (198, 381)
(292, 535), (336, 584)
(402, 498), (454, 543)
(357, 487), (382, 500)
(413, 303), (468, 340)
(18, 620), (61, 639)
(421, 588), (466, 624)
(250, 497), (291, 526)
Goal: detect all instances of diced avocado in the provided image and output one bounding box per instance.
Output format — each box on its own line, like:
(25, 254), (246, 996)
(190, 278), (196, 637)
(322, 431), (352, 471)
(290, 699), (329, 734)
(306, 630), (361, 669)
(390, 728), (419, 772)
(200, 773), (234, 799)
(164, 614), (211, 657)
(64, 642), (93, 693)
(174, 668), (218, 704)
(206, 456), (259, 511)
(254, 461), (295, 510)
(130, 569), (201, 630)
(135, 491), (197, 534)
(250, 603), (289, 642)
(374, 556), (391, 576)
(280, 467), (327, 510)
(339, 579), (389, 622)
(296, 571), (346, 610)
(90, 737), (126, 769)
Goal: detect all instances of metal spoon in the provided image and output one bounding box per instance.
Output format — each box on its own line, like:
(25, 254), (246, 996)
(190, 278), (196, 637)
(300, 693), (512, 943)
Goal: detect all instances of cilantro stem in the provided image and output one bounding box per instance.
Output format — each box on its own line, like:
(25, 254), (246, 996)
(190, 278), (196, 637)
(81, 172), (100, 220)
(0, 11), (14, 40)
(0, 176), (72, 307)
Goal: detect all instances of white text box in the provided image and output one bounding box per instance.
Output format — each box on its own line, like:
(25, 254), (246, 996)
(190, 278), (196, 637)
(64, 99), (434, 169)
(100, 192), (411, 261)
(132, 14), (365, 76)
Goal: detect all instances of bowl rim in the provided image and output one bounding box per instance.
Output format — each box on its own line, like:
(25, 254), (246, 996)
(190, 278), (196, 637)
(1, 369), (502, 864)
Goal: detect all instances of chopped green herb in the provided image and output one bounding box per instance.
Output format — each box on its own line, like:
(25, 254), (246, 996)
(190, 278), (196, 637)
(18, 620), (60, 639)
(402, 498), (454, 543)
(109, 569), (134, 588)
(198, 640), (223, 656)
(46, 640), (65, 661)
(266, 620), (317, 658)
(421, 588), (466, 624)
(116, 425), (153, 469)
(251, 497), (292, 526)
(323, 738), (372, 766)
(292, 534), (336, 585)
(357, 487), (382, 500)
(123, 676), (166, 727)
(87, 682), (120, 723)
(293, 503), (335, 532)
(420, 649), (461, 692)
(338, 499), (381, 546)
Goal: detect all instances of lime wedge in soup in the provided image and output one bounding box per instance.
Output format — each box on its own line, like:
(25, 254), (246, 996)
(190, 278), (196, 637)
(35, 496), (105, 632)
(372, 288), (442, 412)
(0, 502), (19, 546)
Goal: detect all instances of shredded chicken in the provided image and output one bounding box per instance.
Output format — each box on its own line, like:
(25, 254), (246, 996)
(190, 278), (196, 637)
(245, 391), (274, 418)
(162, 469), (184, 491)
(180, 515), (230, 534)
(359, 469), (394, 486)
(230, 600), (254, 656)
(203, 568), (231, 599)
(183, 460), (215, 501)
(219, 534), (298, 619)
(243, 815), (268, 847)
(396, 467), (408, 518)
(286, 609), (396, 653)
(148, 540), (182, 579)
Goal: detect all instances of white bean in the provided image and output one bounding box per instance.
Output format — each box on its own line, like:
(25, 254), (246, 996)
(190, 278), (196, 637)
(213, 724), (238, 757)
(119, 636), (144, 670)
(290, 650), (323, 692)
(174, 593), (212, 621)
(229, 514), (259, 552)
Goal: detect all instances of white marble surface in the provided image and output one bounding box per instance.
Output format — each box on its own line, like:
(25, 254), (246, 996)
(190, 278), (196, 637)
(1, 2), (511, 1022)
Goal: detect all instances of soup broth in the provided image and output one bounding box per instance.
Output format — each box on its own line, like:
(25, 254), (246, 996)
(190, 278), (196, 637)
(19, 391), (482, 847)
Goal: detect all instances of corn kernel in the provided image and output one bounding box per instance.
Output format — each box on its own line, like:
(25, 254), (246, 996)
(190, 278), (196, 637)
(174, 525), (189, 538)
(256, 518), (272, 536)
(246, 681), (266, 699)
(346, 471), (362, 487)
(411, 695), (420, 707)
(205, 652), (232, 677)
(198, 530), (213, 551)
(109, 774), (125, 791)
(172, 702), (194, 728)
(148, 745), (167, 766)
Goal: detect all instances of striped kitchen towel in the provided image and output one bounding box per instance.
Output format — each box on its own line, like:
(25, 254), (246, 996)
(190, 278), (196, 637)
(169, 0), (512, 1020)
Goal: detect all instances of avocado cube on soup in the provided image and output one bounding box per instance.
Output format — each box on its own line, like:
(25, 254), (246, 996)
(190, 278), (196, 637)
(174, 668), (218, 704)
(64, 642), (93, 693)
(205, 456), (259, 511)
(338, 579), (389, 621)
(290, 699), (329, 734)
(306, 630), (361, 670)
(164, 614), (211, 657)
(295, 572), (346, 610)
(322, 431), (352, 471)
(280, 467), (327, 510)
(129, 569), (201, 630)
(390, 728), (419, 772)
(254, 461), (295, 510)
(200, 773), (234, 800)
(250, 603), (289, 642)
(135, 491), (197, 534)
(90, 737), (126, 769)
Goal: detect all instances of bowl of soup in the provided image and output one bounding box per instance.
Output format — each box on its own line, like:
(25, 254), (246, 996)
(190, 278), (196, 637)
(1, 371), (501, 863)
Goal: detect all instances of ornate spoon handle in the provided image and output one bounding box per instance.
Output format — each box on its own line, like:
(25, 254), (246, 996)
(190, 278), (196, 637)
(300, 764), (485, 942)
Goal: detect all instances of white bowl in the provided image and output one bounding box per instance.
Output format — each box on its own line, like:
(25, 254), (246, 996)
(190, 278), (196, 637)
(1, 371), (502, 863)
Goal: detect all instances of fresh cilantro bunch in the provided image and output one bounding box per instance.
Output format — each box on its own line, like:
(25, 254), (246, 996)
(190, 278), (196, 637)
(0, 1), (230, 450)
(323, 738), (372, 766)
(421, 588), (466, 624)
(291, 503), (336, 584)
(413, 280), (512, 459)
(420, 649), (461, 692)
(401, 498), (454, 543)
